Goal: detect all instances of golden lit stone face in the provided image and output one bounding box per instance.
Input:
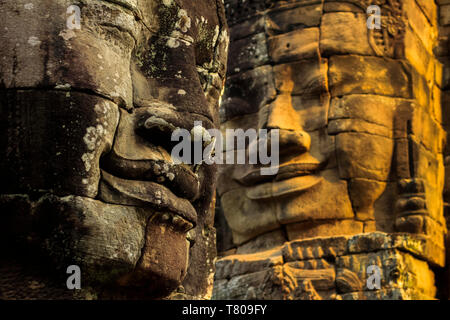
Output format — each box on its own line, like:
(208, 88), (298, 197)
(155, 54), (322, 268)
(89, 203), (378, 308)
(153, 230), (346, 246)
(218, 0), (446, 248)
(212, 0), (449, 301)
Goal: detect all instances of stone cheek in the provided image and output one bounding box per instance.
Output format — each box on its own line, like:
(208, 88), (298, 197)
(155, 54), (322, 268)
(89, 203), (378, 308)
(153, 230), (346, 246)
(0, 194), (149, 296)
(0, 91), (119, 198)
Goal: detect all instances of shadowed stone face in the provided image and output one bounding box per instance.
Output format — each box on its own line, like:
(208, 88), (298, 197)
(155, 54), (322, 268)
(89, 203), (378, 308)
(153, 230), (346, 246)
(0, 0), (228, 299)
(218, 0), (446, 250)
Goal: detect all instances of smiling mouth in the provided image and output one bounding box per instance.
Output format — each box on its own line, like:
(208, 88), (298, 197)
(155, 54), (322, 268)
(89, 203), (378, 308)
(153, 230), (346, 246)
(235, 158), (325, 200)
(98, 156), (199, 233)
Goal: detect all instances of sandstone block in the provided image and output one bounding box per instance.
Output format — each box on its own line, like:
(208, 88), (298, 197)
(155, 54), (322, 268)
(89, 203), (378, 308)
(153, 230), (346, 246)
(329, 55), (410, 98)
(268, 28), (320, 63)
(320, 12), (374, 56)
(228, 33), (269, 74)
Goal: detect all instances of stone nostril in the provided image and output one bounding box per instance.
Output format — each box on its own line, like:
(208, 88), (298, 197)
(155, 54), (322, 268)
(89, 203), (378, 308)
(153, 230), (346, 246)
(136, 116), (180, 153)
(143, 116), (177, 133)
(277, 129), (311, 154)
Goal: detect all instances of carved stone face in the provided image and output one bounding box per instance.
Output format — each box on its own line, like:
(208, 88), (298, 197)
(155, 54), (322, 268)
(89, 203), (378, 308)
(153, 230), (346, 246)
(0, 0), (227, 298)
(218, 1), (445, 248)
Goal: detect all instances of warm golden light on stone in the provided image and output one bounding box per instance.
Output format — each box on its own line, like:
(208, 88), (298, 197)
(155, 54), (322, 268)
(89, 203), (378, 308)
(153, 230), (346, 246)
(214, 0), (450, 300)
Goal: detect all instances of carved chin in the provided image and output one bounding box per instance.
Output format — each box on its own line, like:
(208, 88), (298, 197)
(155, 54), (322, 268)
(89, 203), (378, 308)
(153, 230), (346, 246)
(117, 217), (190, 297)
(0, 194), (192, 298)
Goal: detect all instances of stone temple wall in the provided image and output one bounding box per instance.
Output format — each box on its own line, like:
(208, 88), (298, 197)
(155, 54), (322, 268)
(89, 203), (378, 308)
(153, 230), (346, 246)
(214, 0), (450, 299)
(438, 0), (450, 300)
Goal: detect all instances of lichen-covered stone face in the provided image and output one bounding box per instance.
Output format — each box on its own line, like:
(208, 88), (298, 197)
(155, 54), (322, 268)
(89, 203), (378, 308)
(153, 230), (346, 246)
(218, 0), (446, 249)
(0, 0), (228, 299)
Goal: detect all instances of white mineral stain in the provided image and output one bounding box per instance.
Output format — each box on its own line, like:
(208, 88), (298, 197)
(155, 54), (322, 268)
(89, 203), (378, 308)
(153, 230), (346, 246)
(177, 9), (191, 33)
(55, 83), (71, 90)
(83, 127), (99, 151)
(24, 3), (34, 10)
(178, 89), (186, 95)
(167, 37), (180, 48)
(212, 25), (220, 44)
(27, 36), (41, 46)
(81, 153), (93, 172)
(59, 29), (76, 41)
(87, 184), (96, 195)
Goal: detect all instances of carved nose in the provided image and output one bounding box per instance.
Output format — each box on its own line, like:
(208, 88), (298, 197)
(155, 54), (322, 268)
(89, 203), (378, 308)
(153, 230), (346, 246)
(277, 129), (311, 154)
(264, 94), (311, 154)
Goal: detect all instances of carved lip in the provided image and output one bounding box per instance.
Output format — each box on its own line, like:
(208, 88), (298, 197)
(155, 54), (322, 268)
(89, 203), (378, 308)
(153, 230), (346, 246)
(101, 152), (200, 201)
(99, 169), (198, 229)
(245, 175), (323, 200)
(236, 160), (324, 200)
(235, 160), (323, 186)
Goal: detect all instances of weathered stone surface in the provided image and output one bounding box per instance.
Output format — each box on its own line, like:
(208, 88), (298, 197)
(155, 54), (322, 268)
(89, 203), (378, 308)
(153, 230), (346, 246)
(404, 28), (434, 81)
(336, 132), (394, 181)
(284, 264), (336, 291)
(229, 16), (265, 41)
(266, 3), (322, 33)
(213, 267), (285, 300)
(268, 28), (320, 63)
(228, 33), (269, 74)
(1, 194), (148, 286)
(286, 220), (364, 241)
(338, 288), (434, 300)
(328, 118), (393, 138)
(347, 232), (445, 267)
(415, 0), (438, 25)
(0, 0), (139, 108)
(215, 248), (283, 280)
(216, 0), (448, 300)
(266, 94), (303, 130)
(337, 249), (436, 297)
(440, 4), (450, 26)
(405, 0), (438, 55)
(323, 2), (364, 13)
(329, 95), (396, 131)
(0, 91), (119, 198)
(0, 0), (228, 300)
(276, 170), (354, 224)
(349, 178), (387, 221)
(220, 187), (280, 245)
(274, 59), (328, 95)
(214, 233), (442, 300)
(329, 55), (410, 98)
(236, 229), (287, 254)
(320, 12), (374, 56)
(283, 236), (349, 262)
(291, 93), (330, 131)
(221, 65), (276, 121)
